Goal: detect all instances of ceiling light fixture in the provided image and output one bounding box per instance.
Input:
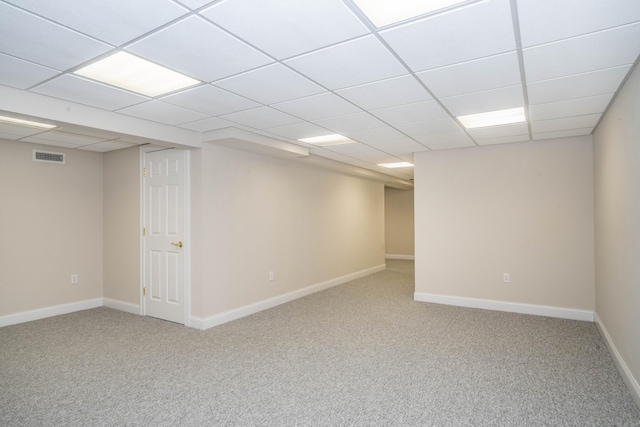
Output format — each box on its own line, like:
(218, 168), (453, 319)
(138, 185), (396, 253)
(298, 134), (355, 146)
(378, 162), (414, 168)
(457, 107), (526, 129)
(353, 0), (469, 27)
(0, 115), (56, 129)
(75, 51), (199, 97)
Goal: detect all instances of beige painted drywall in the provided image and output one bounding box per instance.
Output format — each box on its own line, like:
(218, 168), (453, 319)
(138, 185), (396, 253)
(385, 188), (414, 256)
(0, 139), (103, 315)
(191, 144), (385, 318)
(103, 146), (140, 305)
(414, 137), (595, 310)
(593, 64), (640, 390)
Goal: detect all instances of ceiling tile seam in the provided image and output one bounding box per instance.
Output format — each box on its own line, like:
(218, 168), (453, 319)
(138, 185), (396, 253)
(530, 111), (609, 124)
(338, 0), (478, 148)
(591, 55), (640, 133)
(528, 92), (615, 108)
(520, 20), (640, 51)
(509, 0), (532, 141)
(525, 64), (634, 86)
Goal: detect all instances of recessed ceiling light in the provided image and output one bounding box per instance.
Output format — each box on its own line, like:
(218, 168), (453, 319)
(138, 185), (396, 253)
(75, 51), (200, 97)
(353, 0), (469, 27)
(298, 134), (355, 146)
(457, 107), (526, 129)
(0, 115), (56, 129)
(378, 162), (414, 168)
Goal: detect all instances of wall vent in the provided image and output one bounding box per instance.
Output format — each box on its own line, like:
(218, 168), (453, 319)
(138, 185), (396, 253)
(33, 150), (65, 164)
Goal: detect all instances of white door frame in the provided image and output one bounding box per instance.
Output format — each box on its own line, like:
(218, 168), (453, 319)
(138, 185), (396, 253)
(140, 145), (191, 327)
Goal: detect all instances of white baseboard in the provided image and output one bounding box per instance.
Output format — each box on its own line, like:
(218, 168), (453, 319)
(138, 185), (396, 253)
(191, 264), (386, 330)
(385, 254), (415, 260)
(0, 298), (103, 327)
(414, 292), (594, 322)
(103, 298), (141, 315)
(595, 313), (640, 409)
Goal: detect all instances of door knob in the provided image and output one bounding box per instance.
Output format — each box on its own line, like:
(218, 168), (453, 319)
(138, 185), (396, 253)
(171, 241), (183, 248)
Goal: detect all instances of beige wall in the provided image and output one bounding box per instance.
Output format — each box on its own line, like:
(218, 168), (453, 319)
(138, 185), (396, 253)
(191, 144), (385, 318)
(414, 137), (595, 310)
(385, 188), (414, 257)
(0, 139), (103, 315)
(593, 64), (640, 391)
(103, 146), (140, 304)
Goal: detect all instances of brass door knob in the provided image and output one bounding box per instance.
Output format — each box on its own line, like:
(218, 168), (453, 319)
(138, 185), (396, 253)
(171, 241), (183, 248)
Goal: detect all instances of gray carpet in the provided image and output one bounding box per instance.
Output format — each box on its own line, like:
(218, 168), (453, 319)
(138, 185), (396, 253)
(1, 260), (639, 426)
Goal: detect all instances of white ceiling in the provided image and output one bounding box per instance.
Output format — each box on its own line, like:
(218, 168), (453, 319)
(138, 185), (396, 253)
(0, 0), (639, 181)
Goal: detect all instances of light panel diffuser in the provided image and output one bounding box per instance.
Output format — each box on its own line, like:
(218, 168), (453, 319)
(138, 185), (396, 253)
(75, 52), (199, 97)
(378, 162), (414, 168)
(457, 107), (526, 129)
(0, 115), (56, 129)
(298, 134), (355, 146)
(353, 0), (469, 27)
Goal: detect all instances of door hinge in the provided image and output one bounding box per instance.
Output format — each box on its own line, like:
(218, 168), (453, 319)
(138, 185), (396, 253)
(143, 167), (147, 177)
(143, 287), (146, 296)
(142, 227), (146, 236)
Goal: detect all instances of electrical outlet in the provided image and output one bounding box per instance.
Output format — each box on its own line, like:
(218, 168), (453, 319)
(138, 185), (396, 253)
(71, 274), (78, 284)
(503, 273), (510, 283)
(269, 271), (275, 281)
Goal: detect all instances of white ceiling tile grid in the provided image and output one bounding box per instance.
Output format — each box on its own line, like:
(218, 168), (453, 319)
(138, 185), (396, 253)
(0, 0), (639, 177)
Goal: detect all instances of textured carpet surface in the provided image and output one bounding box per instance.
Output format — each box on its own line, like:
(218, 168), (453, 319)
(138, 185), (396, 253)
(1, 260), (639, 426)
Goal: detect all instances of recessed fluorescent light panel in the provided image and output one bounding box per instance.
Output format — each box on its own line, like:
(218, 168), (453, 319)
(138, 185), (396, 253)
(0, 115), (56, 129)
(457, 107), (526, 129)
(75, 52), (199, 97)
(378, 162), (414, 168)
(298, 134), (355, 146)
(353, 0), (469, 27)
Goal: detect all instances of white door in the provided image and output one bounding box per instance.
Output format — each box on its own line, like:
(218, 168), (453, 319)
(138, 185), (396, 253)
(142, 148), (188, 324)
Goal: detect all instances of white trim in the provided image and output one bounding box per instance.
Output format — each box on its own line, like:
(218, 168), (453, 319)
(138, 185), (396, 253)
(414, 292), (594, 322)
(103, 298), (141, 315)
(385, 254), (415, 260)
(595, 313), (640, 409)
(0, 298), (103, 327)
(191, 264), (386, 330)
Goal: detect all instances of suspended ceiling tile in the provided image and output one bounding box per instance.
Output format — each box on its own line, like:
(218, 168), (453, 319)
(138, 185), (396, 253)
(417, 51), (522, 98)
(4, 0), (188, 47)
(420, 130), (474, 146)
(344, 126), (409, 144)
(201, 0), (369, 60)
(0, 53), (59, 90)
(364, 138), (427, 153)
(532, 127), (593, 141)
(272, 92), (361, 122)
(19, 138), (81, 149)
(0, 3), (111, 70)
(396, 118), (462, 138)
(214, 64), (325, 105)
(355, 150), (402, 164)
(179, 117), (239, 132)
(219, 106), (302, 129)
(126, 16), (273, 82)
(117, 100), (209, 125)
(523, 23), (640, 83)
(0, 123), (47, 139)
(161, 84), (259, 116)
(517, 0), (640, 48)
(335, 75), (432, 111)
(178, 0), (214, 9)
(284, 35), (407, 90)
(22, 129), (106, 145)
(380, 0), (515, 72)
(529, 93), (613, 122)
(32, 74), (149, 111)
(313, 112), (386, 133)
(263, 122), (332, 140)
(475, 134), (530, 146)
(440, 84), (524, 116)
(467, 122), (529, 139)
(527, 65), (631, 104)
(80, 140), (137, 152)
(530, 114), (601, 134)
(324, 142), (379, 154)
(370, 100), (449, 126)
(426, 139), (476, 150)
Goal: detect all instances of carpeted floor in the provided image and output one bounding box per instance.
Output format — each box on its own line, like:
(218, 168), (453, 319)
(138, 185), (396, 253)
(1, 260), (639, 426)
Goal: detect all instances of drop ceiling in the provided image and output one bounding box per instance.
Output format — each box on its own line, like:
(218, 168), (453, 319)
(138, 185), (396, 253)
(0, 0), (639, 181)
